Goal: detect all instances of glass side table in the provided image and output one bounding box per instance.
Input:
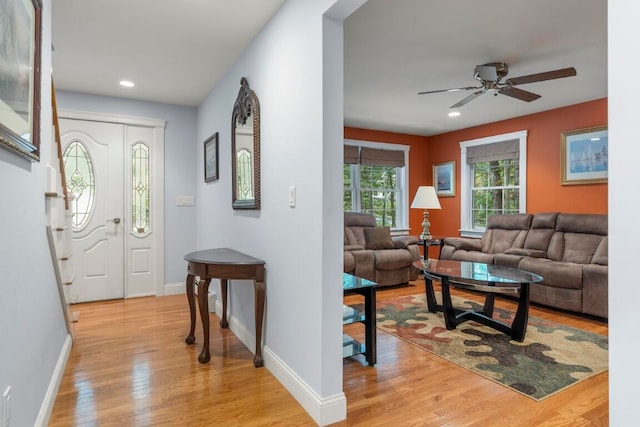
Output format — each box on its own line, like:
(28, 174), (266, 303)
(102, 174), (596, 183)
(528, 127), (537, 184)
(343, 273), (377, 366)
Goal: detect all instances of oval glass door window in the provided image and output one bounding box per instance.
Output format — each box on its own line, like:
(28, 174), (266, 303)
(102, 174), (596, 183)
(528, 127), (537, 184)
(63, 139), (96, 230)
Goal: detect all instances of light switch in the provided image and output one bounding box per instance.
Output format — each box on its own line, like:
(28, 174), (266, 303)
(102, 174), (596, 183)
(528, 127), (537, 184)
(177, 196), (195, 207)
(289, 186), (296, 207)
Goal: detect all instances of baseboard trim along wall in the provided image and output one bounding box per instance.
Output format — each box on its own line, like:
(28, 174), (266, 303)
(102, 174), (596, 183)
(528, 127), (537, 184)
(36, 334), (73, 427)
(263, 347), (347, 426)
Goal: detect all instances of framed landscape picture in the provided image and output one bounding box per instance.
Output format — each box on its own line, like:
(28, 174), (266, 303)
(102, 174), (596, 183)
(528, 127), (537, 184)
(433, 161), (455, 196)
(0, 0), (42, 161)
(204, 132), (219, 182)
(561, 125), (608, 185)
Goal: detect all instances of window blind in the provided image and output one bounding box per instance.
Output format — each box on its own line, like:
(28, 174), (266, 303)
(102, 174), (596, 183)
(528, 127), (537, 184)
(466, 139), (519, 164)
(344, 145), (359, 164)
(360, 147), (405, 167)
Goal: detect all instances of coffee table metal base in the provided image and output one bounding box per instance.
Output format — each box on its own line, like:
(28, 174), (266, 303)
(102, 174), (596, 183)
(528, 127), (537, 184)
(424, 274), (530, 342)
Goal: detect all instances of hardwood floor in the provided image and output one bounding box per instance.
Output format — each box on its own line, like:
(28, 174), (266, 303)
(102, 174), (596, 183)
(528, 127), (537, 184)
(49, 278), (608, 426)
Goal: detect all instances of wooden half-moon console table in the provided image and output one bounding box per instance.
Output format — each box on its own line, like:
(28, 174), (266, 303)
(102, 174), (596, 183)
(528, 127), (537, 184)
(184, 248), (266, 367)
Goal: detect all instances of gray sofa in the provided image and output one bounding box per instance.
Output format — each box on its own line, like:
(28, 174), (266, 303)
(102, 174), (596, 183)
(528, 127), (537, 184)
(440, 212), (608, 318)
(344, 212), (421, 287)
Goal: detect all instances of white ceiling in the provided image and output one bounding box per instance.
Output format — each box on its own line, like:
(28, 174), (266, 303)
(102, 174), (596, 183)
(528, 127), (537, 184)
(52, 0), (607, 137)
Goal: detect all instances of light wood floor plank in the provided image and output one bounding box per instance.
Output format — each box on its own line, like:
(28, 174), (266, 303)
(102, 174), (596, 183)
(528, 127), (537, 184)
(50, 278), (608, 426)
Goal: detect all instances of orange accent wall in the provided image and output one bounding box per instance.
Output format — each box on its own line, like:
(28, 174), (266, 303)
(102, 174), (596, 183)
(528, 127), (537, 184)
(345, 98), (608, 239)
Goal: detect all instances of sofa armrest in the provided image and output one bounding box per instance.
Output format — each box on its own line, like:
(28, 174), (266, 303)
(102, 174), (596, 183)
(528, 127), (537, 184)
(344, 244), (365, 252)
(504, 248), (547, 258)
(443, 237), (481, 252)
(392, 235), (419, 249)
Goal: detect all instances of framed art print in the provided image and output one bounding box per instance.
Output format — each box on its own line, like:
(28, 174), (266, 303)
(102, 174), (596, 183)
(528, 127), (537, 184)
(433, 161), (455, 196)
(561, 125), (608, 185)
(204, 132), (219, 182)
(0, 0), (42, 161)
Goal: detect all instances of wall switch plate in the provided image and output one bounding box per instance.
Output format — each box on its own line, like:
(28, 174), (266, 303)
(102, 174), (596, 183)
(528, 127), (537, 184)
(176, 196), (195, 207)
(289, 186), (296, 207)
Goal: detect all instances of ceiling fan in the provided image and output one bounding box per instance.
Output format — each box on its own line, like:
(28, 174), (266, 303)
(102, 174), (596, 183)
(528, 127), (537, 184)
(418, 62), (577, 108)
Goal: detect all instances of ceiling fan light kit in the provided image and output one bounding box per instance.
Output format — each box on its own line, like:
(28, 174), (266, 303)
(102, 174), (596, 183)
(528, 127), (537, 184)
(418, 62), (577, 108)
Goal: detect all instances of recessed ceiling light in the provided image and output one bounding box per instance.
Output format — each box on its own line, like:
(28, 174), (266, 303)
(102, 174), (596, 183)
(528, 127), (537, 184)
(120, 80), (135, 88)
(448, 111), (461, 117)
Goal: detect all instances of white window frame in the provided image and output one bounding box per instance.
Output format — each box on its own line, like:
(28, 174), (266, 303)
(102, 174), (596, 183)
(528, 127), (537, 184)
(459, 130), (528, 237)
(344, 139), (410, 234)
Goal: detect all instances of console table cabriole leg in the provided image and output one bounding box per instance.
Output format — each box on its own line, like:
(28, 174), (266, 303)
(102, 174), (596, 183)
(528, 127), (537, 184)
(197, 277), (212, 363)
(253, 278), (266, 367)
(511, 283), (531, 342)
(220, 279), (229, 328)
(185, 273), (197, 345)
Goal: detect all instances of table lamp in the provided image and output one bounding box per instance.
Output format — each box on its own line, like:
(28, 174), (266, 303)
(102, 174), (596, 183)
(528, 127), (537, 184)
(411, 186), (441, 241)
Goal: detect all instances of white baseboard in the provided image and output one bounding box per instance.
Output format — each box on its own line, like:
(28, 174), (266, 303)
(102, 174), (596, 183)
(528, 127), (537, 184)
(264, 347), (347, 426)
(221, 303), (346, 426)
(35, 334), (73, 427)
(164, 281), (185, 295)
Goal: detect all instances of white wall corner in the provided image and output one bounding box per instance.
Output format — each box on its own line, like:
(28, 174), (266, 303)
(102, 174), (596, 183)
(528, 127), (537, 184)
(263, 347), (347, 426)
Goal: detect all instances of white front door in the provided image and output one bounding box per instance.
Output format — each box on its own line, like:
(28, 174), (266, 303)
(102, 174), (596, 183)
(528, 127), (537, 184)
(60, 113), (165, 303)
(61, 119), (125, 302)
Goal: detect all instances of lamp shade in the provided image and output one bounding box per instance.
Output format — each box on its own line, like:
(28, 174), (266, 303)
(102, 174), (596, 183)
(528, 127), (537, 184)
(411, 186), (441, 209)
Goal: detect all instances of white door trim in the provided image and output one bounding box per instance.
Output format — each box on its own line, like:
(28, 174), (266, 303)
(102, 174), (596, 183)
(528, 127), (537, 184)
(60, 109), (166, 298)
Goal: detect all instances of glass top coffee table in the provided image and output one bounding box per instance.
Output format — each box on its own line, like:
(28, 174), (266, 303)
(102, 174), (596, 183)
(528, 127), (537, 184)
(413, 259), (543, 342)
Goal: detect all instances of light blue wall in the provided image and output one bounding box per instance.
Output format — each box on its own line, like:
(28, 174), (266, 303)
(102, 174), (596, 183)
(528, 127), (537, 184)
(0, 1), (70, 425)
(55, 91), (198, 285)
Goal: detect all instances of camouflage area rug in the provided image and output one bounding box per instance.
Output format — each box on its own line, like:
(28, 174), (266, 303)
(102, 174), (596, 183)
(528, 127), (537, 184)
(376, 293), (608, 400)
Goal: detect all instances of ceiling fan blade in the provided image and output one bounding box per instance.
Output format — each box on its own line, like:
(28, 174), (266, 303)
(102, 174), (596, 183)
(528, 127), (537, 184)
(499, 86), (541, 102)
(506, 67), (577, 86)
(450, 90), (484, 108)
(418, 86), (481, 95)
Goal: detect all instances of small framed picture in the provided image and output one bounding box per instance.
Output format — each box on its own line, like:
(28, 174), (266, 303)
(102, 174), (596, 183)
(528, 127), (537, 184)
(204, 132), (219, 182)
(561, 126), (608, 185)
(433, 161), (455, 197)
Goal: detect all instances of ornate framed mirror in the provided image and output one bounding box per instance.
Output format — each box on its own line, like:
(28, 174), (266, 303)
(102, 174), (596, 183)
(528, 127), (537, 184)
(231, 77), (261, 209)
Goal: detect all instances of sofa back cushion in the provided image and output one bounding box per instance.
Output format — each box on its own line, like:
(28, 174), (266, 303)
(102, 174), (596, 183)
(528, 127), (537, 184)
(345, 212), (377, 227)
(592, 237), (608, 266)
(546, 214), (608, 263)
(523, 212), (558, 251)
(363, 227), (395, 250)
(481, 214), (532, 254)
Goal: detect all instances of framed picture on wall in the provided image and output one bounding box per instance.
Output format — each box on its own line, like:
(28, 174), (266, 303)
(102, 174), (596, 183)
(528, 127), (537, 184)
(0, 0), (42, 161)
(433, 161), (455, 196)
(561, 125), (608, 185)
(204, 132), (219, 182)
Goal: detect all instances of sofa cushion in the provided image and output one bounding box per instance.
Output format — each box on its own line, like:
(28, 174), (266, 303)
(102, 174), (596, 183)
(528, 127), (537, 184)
(373, 248), (414, 270)
(504, 248), (547, 258)
(562, 233), (604, 264)
(482, 229), (528, 254)
(519, 258), (583, 290)
(364, 227), (394, 250)
(349, 226), (366, 247)
(556, 213), (608, 235)
(592, 237), (608, 266)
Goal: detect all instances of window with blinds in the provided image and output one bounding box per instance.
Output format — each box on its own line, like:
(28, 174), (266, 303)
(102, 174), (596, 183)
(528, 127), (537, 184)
(460, 131), (528, 235)
(343, 141), (409, 229)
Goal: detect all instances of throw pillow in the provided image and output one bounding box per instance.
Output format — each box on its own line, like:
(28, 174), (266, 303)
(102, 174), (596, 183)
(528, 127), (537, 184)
(363, 227), (394, 250)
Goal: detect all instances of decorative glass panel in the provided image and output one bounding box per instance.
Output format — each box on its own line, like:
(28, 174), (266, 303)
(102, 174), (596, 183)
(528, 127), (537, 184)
(237, 148), (253, 199)
(63, 140), (95, 230)
(131, 142), (150, 236)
